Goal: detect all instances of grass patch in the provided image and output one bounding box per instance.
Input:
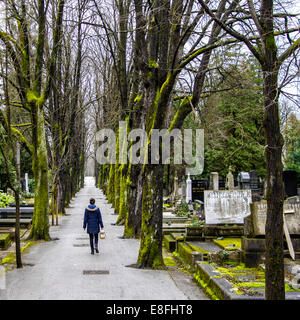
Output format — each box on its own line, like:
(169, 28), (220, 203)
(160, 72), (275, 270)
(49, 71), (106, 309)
(21, 198), (34, 205)
(163, 256), (178, 267)
(1, 241), (38, 265)
(0, 233), (9, 241)
(213, 238), (241, 251)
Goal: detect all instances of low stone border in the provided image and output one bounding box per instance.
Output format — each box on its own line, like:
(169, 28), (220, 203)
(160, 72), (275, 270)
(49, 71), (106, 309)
(193, 262), (264, 300)
(193, 261), (300, 300)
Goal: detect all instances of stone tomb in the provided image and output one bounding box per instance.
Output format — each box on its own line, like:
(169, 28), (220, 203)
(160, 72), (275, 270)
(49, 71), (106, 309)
(245, 197), (300, 236)
(242, 196), (300, 266)
(204, 190), (252, 225)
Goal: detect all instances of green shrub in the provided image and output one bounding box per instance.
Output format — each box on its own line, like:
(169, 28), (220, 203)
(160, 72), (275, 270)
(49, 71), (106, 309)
(174, 203), (189, 217)
(21, 192), (35, 199)
(28, 179), (35, 193)
(0, 192), (15, 207)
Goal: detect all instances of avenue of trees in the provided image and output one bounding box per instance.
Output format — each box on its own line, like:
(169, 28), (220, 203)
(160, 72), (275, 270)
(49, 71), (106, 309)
(0, 0), (299, 300)
(0, 0), (88, 244)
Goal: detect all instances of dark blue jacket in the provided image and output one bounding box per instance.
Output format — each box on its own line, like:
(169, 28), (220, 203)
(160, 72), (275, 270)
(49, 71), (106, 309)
(83, 205), (104, 234)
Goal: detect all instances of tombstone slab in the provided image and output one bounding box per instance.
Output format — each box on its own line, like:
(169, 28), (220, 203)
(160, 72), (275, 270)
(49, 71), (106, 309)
(204, 190), (252, 225)
(210, 172), (219, 190)
(192, 179), (208, 202)
(247, 197), (300, 236)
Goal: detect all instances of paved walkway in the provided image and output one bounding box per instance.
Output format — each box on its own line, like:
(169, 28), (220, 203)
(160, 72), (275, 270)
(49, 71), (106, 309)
(0, 177), (207, 300)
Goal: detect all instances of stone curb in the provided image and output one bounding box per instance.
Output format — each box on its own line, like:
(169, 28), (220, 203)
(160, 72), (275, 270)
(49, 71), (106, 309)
(194, 262), (263, 300)
(194, 262), (300, 300)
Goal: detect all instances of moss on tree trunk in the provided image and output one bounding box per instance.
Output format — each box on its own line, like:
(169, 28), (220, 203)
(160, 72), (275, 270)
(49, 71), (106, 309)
(124, 163), (142, 238)
(28, 107), (50, 240)
(107, 164), (115, 204)
(116, 164), (128, 225)
(137, 164), (164, 269)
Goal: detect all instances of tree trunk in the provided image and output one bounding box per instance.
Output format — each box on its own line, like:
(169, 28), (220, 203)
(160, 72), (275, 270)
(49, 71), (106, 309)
(28, 107), (50, 240)
(264, 67), (284, 300)
(107, 164), (115, 205)
(137, 164), (164, 268)
(117, 164), (128, 226)
(261, 0), (285, 300)
(14, 190), (22, 268)
(124, 164), (142, 237)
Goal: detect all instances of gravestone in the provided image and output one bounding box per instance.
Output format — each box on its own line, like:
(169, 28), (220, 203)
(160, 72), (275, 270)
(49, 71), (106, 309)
(245, 198), (300, 236)
(20, 178), (25, 193)
(243, 196), (300, 266)
(283, 170), (298, 198)
(249, 170), (259, 190)
(204, 190), (252, 224)
(219, 176), (226, 190)
(210, 172), (219, 190)
(191, 179), (208, 202)
(238, 172), (250, 190)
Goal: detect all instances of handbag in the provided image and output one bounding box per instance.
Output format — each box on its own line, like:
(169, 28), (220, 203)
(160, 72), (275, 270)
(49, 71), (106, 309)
(100, 230), (106, 239)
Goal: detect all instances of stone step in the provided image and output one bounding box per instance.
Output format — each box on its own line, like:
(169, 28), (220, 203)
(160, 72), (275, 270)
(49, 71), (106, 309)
(0, 233), (11, 250)
(0, 219), (32, 227)
(163, 234), (176, 252)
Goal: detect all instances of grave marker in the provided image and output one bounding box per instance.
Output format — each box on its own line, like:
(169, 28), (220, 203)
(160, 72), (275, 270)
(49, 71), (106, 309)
(249, 170), (259, 190)
(246, 198), (300, 236)
(204, 190), (252, 224)
(186, 173), (192, 203)
(191, 179), (208, 202)
(25, 173), (29, 194)
(238, 172), (250, 190)
(283, 170), (298, 198)
(210, 172), (219, 190)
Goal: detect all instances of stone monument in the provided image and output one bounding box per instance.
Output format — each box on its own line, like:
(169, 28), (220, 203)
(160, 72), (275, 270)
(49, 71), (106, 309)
(225, 166), (234, 190)
(243, 196), (300, 266)
(25, 173), (29, 194)
(174, 176), (179, 199)
(186, 173), (192, 203)
(204, 190), (252, 225)
(283, 170), (298, 198)
(238, 171), (250, 190)
(210, 172), (219, 190)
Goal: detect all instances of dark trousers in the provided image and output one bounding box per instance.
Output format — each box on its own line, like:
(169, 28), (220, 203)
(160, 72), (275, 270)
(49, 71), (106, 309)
(89, 233), (99, 251)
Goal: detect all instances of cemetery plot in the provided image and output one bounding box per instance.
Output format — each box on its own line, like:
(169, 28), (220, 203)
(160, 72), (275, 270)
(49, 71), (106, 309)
(246, 198), (300, 236)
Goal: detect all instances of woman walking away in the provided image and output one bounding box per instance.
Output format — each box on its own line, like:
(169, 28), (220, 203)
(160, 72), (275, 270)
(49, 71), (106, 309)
(83, 198), (104, 254)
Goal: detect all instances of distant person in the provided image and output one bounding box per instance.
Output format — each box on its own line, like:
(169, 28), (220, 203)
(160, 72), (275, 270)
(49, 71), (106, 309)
(83, 198), (104, 254)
